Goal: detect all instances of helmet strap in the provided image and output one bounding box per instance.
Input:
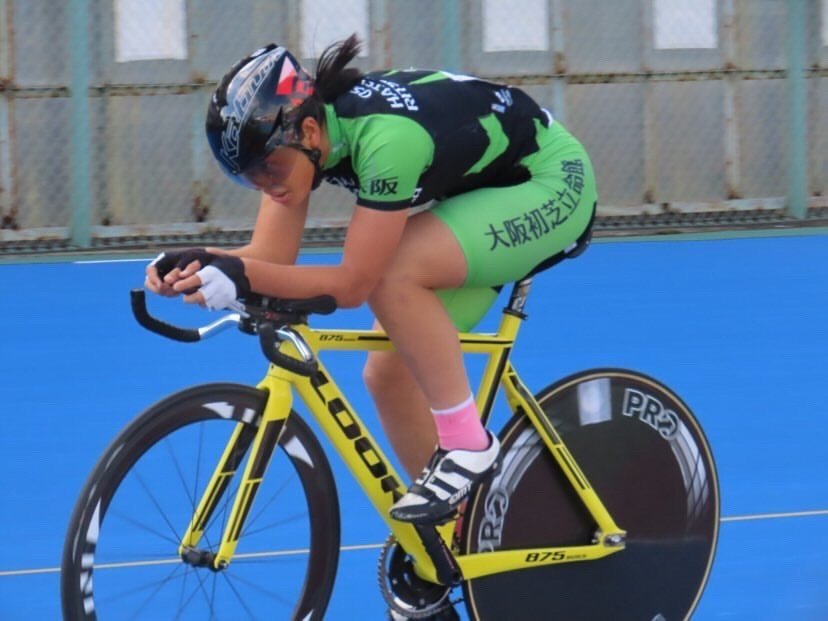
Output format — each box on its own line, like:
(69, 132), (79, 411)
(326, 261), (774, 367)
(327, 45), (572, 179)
(295, 146), (323, 190)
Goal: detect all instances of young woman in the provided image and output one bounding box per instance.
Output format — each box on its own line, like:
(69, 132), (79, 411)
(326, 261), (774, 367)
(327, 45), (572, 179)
(145, 35), (597, 527)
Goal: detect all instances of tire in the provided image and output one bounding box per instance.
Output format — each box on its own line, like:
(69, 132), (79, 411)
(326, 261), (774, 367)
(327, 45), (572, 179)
(461, 369), (719, 621)
(61, 383), (340, 620)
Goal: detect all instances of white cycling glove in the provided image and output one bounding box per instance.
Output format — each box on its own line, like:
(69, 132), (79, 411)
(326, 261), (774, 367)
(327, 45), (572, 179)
(193, 255), (250, 311)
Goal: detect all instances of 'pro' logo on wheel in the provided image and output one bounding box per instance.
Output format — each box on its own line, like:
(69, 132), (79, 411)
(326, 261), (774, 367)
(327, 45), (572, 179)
(621, 388), (679, 439)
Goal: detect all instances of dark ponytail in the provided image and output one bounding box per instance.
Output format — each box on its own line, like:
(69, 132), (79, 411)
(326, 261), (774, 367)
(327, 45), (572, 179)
(314, 34), (364, 102)
(286, 35), (364, 139)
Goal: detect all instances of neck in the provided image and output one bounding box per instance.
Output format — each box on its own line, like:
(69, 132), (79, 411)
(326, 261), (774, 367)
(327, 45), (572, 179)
(318, 127), (332, 166)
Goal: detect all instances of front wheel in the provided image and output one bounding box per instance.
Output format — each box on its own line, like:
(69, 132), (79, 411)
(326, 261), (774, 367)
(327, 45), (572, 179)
(461, 369), (719, 620)
(61, 383), (340, 620)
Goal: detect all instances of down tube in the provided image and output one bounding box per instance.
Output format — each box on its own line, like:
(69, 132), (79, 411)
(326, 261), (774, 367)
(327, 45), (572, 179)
(290, 359), (442, 577)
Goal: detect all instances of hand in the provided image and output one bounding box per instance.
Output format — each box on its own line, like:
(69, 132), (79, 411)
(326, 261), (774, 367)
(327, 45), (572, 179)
(145, 248), (213, 296)
(172, 255), (251, 311)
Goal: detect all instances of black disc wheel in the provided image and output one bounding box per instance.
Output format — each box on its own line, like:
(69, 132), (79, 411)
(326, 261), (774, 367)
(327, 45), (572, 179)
(461, 369), (719, 620)
(61, 384), (340, 620)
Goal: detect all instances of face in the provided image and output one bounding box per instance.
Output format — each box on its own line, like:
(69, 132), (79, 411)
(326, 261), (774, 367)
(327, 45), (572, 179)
(244, 116), (325, 204)
(244, 146), (315, 203)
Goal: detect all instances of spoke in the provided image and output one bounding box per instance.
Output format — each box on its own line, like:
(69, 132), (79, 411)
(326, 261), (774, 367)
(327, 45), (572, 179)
(224, 568), (296, 609)
(108, 509), (181, 548)
(165, 434), (198, 509)
(94, 562), (185, 612)
(241, 511), (309, 539)
(240, 476), (293, 537)
(194, 422), (205, 511)
(174, 565), (190, 620)
(190, 564), (220, 617)
(210, 571), (219, 621)
(164, 426), (222, 552)
(133, 470), (183, 545)
(221, 572), (259, 620)
(175, 571), (209, 621)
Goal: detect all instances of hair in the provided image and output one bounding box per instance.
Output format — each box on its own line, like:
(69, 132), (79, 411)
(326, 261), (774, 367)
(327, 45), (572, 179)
(286, 34), (364, 139)
(314, 34), (364, 102)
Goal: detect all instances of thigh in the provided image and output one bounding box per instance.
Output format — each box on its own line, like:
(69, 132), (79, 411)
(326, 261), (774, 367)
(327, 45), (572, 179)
(372, 213), (499, 332)
(384, 210), (469, 290)
(435, 285), (500, 332)
(431, 151), (597, 288)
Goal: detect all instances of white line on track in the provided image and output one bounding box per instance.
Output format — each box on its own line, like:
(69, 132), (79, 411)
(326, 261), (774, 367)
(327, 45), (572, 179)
(719, 509), (828, 523)
(0, 543), (385, 578)
(3, 509), (828, 578)
(74, 258), (151, 264)
(4, 510), (828, 578)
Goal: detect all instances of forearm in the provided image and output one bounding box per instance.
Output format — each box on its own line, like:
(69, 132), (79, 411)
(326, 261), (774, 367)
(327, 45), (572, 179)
(206, 195), (307, 264)
(241, 258), (369, 308)
(206, 242), (299, 265)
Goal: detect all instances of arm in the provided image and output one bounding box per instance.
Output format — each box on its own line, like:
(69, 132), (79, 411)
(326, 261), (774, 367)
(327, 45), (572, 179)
(210, 192), (309, 265)
(237, 204), (408, 307)
(146, 193), (308, 295)
(173, 116), (430, 307)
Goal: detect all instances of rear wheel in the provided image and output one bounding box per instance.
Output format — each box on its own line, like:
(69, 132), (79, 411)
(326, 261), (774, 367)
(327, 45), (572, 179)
(461, 369), (719, 620)
(61, 383), (340, 620)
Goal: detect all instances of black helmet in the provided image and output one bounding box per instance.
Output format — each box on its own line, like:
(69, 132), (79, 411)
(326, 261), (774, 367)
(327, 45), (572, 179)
(206, 45), (316, 188)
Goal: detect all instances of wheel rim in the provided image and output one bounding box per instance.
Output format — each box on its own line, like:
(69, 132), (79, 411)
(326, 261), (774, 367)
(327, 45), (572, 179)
(63, 389), (337, 621)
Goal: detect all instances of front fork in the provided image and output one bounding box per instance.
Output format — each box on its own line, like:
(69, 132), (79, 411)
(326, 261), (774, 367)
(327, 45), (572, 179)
(178, 372), (293, 570)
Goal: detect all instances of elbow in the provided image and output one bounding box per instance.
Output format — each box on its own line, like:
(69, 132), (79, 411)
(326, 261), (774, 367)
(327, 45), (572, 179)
(335, 287), (371, 309)
(333, 276), (376, 309)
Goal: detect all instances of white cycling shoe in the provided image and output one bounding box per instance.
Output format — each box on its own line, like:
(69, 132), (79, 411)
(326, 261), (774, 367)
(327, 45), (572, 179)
(390, 431), (500, 525)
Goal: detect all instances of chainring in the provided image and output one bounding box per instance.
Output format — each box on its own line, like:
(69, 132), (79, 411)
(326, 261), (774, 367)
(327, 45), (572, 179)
(377, 535), (459, 619)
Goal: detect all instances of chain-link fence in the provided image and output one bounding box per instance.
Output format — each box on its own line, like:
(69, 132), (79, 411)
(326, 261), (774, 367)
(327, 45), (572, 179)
(1, 0), (826, 254)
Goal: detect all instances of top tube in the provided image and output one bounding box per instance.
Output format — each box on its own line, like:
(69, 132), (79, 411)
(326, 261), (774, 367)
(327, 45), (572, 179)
(131, 277), (535, 345)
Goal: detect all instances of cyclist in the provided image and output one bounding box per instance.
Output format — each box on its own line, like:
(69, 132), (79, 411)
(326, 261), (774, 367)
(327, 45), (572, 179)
(145, 35), (596, 529)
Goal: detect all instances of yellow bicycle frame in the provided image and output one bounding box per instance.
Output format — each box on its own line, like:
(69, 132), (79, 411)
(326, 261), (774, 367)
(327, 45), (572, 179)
(179, 304), (626, 583)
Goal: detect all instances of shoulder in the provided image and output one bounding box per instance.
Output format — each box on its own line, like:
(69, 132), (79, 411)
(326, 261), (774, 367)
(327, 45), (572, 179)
(351, 114), (431, 147)
(332, 70), (430, 117)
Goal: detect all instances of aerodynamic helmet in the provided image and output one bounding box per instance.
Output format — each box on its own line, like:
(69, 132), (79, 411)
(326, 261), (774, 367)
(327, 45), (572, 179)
(205, 45), (317, 188)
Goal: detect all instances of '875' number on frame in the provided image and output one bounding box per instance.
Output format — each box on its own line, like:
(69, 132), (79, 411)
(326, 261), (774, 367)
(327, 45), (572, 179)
(525, 551), (566, 563)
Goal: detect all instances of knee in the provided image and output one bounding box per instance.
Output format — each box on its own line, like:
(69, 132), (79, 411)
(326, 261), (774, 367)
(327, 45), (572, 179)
(367, 268), (422, 314)
(363, 351), (409, 397)
(366, 271), (398, 309)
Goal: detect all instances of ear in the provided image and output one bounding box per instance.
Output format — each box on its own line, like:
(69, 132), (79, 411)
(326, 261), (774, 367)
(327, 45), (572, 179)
(300, 117), (322, 148)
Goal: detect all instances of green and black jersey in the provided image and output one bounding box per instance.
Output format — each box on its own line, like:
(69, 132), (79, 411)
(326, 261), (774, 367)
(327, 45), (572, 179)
(319, 69), (597, 330)
(321, 70), (553, 210)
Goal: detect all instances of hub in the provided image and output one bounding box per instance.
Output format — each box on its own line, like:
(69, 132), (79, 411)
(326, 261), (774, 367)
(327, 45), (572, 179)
(180, 546), (225, 572)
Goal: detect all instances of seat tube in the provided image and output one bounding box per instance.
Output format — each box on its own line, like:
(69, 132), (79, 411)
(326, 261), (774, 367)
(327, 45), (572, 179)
(472, 282), (528, 422)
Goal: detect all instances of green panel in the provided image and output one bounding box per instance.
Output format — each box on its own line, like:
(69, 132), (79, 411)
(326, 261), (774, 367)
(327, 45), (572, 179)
(465, 114), (508, 176)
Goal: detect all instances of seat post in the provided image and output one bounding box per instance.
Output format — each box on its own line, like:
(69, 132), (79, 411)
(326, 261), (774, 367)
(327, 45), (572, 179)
(505, 278), (533, 318)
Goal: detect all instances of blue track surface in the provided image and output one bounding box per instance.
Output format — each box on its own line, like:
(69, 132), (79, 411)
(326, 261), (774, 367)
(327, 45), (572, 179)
(1, 233), (826, 619)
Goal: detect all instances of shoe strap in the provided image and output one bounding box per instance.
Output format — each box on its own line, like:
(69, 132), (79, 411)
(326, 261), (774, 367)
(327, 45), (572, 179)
(438, 459), (478, 480)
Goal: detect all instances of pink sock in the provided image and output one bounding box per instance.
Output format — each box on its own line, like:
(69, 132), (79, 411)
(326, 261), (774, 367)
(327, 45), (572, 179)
(432, 395), (489, 451)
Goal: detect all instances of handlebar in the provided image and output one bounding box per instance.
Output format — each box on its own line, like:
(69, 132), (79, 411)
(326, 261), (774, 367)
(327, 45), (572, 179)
(130, 288), (337, 377)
